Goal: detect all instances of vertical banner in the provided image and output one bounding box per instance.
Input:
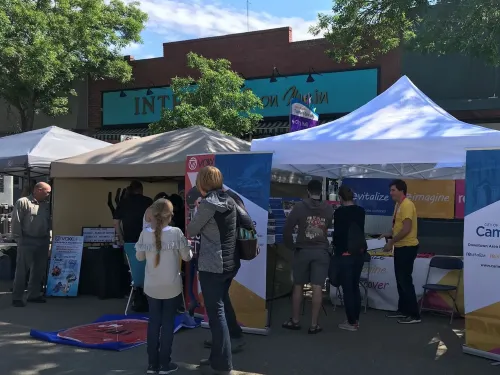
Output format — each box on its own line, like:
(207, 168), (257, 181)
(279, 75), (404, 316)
(289, 98), (319, 133)
(46, 235), (84, 297)
(455, 180), (465, 219)
(463, 149), (500, 360)
(185, 152), (273, 333)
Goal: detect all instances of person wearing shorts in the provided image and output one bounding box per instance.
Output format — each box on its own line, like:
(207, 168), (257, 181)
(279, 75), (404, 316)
(282, 180), (334, 334)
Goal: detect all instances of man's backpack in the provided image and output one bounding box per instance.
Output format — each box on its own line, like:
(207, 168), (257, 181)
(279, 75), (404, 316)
(347, 222), (367, 255)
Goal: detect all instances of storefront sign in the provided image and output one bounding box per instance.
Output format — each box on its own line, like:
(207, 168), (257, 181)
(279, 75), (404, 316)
(343, 178), (393, 216)
(405, 180), (455, 219)
(102, 68), (378, 126)
(463, 149), (500, 358)
(455, 180), (465, 219)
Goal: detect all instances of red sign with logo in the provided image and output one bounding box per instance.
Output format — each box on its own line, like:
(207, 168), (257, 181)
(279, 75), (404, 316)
(455, 180), (465, 219)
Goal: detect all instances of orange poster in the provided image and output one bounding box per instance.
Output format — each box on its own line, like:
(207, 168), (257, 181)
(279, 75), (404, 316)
(405, 180), (456, 219)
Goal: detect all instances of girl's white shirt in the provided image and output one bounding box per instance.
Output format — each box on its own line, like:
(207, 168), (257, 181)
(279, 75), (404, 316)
(135, 226), (192, 300)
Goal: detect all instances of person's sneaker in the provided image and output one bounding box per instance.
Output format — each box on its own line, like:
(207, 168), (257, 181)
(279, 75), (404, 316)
(27, 296), (46, 303)
(146, 364), (158, 374)
(12, 300), (25, 308)
(338, 321), (358, 331)
(204, 338), (246, 353)
(398, 316), (421, 324)
(158, 363), (178, 374)
(386, 311), (406, 319)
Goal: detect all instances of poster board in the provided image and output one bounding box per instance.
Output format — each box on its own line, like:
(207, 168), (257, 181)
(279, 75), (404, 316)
(463, 149), (500, 361)
(46, 235), (84, 297)
(82, 227), (115, 246)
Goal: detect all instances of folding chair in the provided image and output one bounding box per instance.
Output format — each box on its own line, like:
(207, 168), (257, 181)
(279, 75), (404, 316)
(419, 256), (463, 324)
(333, 253), (371, 313)
(123, 243), (146, 315)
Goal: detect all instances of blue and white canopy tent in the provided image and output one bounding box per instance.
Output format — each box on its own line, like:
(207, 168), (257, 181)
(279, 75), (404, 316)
(251, 76), (500, 180)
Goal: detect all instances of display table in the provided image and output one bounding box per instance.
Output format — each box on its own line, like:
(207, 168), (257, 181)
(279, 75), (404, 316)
(329, 252), (464, 315)
(78, 246), (127, 299)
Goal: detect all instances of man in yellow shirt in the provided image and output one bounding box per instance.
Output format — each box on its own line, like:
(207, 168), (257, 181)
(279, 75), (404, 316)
(381, 179), (421, 324)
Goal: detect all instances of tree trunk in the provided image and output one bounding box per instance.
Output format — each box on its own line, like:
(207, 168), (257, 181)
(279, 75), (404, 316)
(19, 103), (36, 133)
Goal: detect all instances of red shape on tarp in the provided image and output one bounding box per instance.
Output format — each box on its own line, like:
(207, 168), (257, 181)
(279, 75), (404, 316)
(57, 319), (147, 345)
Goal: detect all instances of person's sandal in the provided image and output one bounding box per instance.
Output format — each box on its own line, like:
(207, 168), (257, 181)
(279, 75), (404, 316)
(282, 318), (301, 330)
(308, 325), (323, 334)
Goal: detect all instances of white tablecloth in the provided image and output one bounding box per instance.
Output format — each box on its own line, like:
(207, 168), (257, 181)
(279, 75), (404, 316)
(330, 255), (433, 311)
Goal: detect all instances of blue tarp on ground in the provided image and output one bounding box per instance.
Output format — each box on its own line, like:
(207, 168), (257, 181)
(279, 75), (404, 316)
(30, 313), (201, 351)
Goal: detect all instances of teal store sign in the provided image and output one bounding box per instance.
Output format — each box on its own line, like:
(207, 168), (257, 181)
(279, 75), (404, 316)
(102, 68), (378, 126)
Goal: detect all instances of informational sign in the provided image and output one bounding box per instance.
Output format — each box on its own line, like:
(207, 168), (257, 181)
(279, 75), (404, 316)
(463, 149), (500, 360)
(82, 227), (115, 244)
(46, 235), (84, 297)
(289, 99), (319, 133)
(342, 178), (393, 216)
(455, 180), (465, 219)
(185, 152), (272, 332)
(405, 180), (455, 219)
(343, 178), (456, 219)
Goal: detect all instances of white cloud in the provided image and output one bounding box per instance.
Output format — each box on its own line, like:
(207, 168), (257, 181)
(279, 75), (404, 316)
(128, 0), (323, 42)
(120, 42), (141, 56)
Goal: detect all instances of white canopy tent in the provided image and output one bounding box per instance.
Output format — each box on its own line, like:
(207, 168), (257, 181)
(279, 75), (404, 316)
(251, 76), (500, 180)
(0, 126), (110, 177)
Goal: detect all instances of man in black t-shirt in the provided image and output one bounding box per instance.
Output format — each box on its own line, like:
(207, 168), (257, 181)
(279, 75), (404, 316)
(113, 180), (153, 245)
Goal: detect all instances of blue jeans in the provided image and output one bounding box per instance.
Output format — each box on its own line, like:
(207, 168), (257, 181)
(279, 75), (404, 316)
(199, 270), (239, 372)
(147, 294), (179, 368)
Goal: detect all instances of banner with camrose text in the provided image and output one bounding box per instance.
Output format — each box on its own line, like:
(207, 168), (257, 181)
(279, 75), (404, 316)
(463, 149), (500, 360)
(185, 152), (272, 333)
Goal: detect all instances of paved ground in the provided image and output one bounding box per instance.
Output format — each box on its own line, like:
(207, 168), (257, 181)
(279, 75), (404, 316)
(0, 289), (497, 375)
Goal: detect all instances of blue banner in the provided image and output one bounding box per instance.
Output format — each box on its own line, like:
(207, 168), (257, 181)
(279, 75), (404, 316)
(463, 149), (500, 356)
(342, 178), (393, 216)
(46, 236), (84, 297)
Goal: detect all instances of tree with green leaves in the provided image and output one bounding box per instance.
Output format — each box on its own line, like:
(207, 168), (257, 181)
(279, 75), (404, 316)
(0, 0), (148, 132)
(149, 52), (263, 138)
(310, 0), (500, 66)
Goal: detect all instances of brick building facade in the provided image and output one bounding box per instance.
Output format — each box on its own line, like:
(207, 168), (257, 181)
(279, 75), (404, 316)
(90, 27), (401, 142)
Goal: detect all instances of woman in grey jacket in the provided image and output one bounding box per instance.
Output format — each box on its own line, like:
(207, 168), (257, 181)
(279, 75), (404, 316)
(187, 166), (241, 375)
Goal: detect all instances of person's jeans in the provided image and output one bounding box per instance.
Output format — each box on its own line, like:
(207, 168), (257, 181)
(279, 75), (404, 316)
(339, 255), (364, 325)
(394, 246), (420, 319)
(199, 270), (239, 372)
(147, 294), (179, 368)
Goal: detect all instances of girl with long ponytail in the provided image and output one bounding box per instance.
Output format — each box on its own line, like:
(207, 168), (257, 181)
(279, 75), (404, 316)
(135, 198), (193, 374)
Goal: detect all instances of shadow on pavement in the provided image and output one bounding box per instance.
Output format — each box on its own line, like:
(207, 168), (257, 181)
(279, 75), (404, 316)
(0, 294), (496, 375)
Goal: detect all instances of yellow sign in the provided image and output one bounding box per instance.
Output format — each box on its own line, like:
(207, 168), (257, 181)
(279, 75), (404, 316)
(405, 180), (455, 219)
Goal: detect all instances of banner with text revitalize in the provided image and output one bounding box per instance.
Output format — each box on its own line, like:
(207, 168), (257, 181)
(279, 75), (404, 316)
(463, 149), (500, 359)
(185, 152), (272, 333)
(343, 178), (455, 219)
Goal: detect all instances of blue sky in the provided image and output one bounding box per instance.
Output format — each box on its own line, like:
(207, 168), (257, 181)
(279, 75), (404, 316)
(121, 0), (333, 59)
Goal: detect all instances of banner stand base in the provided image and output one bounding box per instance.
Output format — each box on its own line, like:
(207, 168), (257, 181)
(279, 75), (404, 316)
(463, 345), (500, 362)
(200, 321), (270, 336)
